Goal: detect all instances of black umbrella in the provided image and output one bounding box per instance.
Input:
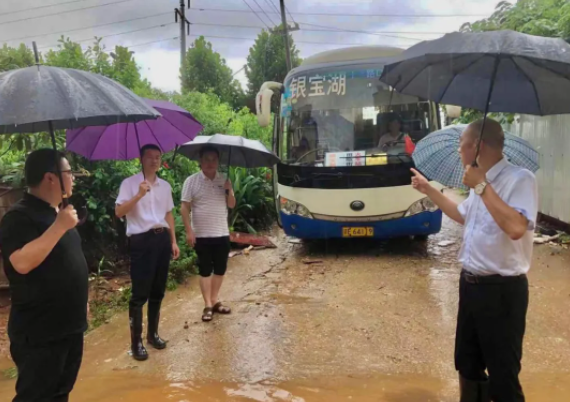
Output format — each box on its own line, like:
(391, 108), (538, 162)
(380, 30), (570, 161)
(0, 42), (160, 205)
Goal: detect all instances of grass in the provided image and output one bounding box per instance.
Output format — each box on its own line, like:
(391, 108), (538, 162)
(3, 366), (17, 379)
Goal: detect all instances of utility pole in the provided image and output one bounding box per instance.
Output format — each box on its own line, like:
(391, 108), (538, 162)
(175, 0), (190, 88)
(279, 0), (292, 72)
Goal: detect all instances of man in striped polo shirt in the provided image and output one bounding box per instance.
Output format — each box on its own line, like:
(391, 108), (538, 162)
(180, 146), (236, 322)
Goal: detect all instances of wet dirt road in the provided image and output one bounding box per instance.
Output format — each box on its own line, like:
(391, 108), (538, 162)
(1, 213), (570, 401)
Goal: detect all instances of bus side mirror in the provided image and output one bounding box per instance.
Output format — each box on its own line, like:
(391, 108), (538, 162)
(256, 81), (283, 127)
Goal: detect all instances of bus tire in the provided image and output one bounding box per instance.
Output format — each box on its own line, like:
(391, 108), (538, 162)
(414, 234), (429, 241)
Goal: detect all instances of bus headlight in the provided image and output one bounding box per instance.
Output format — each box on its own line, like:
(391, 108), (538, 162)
(405, 197), (439, 217)
(280, 197), (313, 219)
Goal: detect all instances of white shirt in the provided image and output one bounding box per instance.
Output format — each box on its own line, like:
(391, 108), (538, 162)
(458, 158), (538, 276)
(181, 172), (229, 238)
(116, 173), (174, 237)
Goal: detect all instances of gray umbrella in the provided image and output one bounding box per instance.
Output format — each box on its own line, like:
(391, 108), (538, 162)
(0, 43), (160, 205)
(178, 134), (280, 168)
(380, 30), (570, 161)
(380, 30), (570, 115)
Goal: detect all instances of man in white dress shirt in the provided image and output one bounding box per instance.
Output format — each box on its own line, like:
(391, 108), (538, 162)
(411, 118), (538, 402)
(116, 144), (180, 361)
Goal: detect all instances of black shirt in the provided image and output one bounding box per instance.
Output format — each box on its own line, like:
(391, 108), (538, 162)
(0, 193), (88, 344)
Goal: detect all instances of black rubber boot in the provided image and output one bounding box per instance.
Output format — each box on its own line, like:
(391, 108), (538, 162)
(459, 374), (490, 402)
(129, 306), (148, 361)
(147, 302), (167, 350)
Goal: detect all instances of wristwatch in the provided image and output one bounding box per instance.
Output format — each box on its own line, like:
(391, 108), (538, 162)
(474, 180), (489, 196)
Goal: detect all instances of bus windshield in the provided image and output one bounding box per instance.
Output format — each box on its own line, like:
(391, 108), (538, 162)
(279, 66), (437, 167)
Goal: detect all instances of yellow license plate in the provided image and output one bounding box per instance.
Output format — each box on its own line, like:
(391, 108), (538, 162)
(342, 227), (374, 237)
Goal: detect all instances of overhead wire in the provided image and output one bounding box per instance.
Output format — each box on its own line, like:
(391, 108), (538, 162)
(2, 12), (171, 44)
(0, 0), (135, 25)
(191, 7), (489, 18)
(0, 0), (89, 17)
(241, 0), (272, 29)
(251, 0), (277, 26)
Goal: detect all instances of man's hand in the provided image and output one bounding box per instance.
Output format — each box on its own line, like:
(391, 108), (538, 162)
(54, 205), (79, 232)
(463, 165), (486, 189)
(137, 181), (151, 198)
(186, 230), (196, 247)
(172, 243), (180, 260)
(224, 179), (233, 192)
(410, 168), (432, 195)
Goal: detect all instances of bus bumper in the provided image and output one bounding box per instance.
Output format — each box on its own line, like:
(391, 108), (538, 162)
(280, 210), (442, 240)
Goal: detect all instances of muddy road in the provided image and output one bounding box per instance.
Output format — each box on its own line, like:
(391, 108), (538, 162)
(1, 214), (569, 401)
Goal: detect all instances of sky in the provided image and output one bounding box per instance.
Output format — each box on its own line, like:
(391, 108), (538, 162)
(0, 0), (502, 92)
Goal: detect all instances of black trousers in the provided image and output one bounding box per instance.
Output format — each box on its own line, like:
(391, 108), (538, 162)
(10, 333), (84, 402)
(195, 237), (231, 277)
(129, 230), (171, 309)
(455, 271), (529, 402)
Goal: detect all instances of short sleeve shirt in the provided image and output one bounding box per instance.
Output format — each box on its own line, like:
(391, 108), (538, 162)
(116, 173), (175, 236)
(457, 158), (538, 276)
(0, 194), (89, 343)
(181, 172), (229, 238)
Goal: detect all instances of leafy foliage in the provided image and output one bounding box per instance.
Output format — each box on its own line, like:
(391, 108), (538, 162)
(229, 167), (274, 233)
(181, 36), (245, 109)
(245, 28), (302, 105)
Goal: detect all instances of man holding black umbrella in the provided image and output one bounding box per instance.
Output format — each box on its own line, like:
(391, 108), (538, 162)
(116, 144), (180, 361)
(0, 149), (88, 402)
(411, 118), (538, 402)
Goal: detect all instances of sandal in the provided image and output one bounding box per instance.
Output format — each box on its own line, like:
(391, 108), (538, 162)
(213, 302), (232, 315)
(202, 307), (214, 322)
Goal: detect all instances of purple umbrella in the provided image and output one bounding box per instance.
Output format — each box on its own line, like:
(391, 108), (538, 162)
(66, 99), (202, 160)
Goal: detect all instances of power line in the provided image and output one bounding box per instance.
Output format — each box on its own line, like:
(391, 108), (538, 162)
(264, 0), (281, 24)
(0, 0), (135, 26)
(37, 23), (171, 50)
(241, 0), (271, 29)
(280, 0), (298, 25)
(37, 31), (410, 52)
(191, 7), (490, 18)
(188, 21), (430, 41)
(0, 0), (89, 17)
(2, 13), (171, 44)
(252, 0), (277, 26)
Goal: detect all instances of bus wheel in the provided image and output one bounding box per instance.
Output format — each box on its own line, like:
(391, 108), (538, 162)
(414, 235), (429, 241)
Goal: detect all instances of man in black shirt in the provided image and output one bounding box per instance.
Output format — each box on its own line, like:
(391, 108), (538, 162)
(0, 149), (89, 402)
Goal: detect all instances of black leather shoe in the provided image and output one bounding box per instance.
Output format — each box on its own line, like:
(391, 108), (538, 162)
(147, 301), (167, 350)
(129, 307), (148, 361)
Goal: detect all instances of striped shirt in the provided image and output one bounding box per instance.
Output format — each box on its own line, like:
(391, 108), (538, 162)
(181, 171), (229, 238)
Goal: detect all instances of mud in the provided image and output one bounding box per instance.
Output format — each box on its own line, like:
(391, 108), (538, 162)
(0, 210), (569, 401)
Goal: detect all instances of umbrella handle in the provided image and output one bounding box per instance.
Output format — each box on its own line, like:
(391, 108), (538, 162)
(226, 147), (232, 195)
(49, 122), (69, 208)
(473, 58), (500, 167)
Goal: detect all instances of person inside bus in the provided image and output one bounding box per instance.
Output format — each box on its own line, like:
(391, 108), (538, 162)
(377, 113), (410, 150)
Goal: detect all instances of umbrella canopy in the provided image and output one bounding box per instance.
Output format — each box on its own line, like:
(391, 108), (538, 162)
(178, 134), (280, 168)
(413, 125), (539, 188)
(0, 65), (160, 134)
(380, 30), (570, 116)
(65, 99), (203, 160)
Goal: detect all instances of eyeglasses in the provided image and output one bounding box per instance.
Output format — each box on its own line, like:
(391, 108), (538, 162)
(49, 170), (75, 177)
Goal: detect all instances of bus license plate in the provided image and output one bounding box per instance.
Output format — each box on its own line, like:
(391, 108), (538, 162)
(342, 227), (374, 237)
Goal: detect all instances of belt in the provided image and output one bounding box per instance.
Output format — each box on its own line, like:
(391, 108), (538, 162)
(131, 228), (166, 238)
(461, 269), (526, 285)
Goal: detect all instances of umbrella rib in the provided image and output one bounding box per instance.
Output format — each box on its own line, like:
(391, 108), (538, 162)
(144, 120), (166, 152)
(511, 57), (542, 115)
(436, 54), (488, 104)
(65, 126), (88, 149)
(158, 113), (194, 144)
(397, 53), (475, 94)
(88, 128), (107, 160)
(520, 56), (570, 81)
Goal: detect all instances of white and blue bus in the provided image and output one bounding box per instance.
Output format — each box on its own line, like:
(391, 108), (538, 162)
(256, 46), (443, 240)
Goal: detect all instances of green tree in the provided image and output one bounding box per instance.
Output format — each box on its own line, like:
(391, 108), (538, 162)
(461, 0), (570, 39)
(0, 43), (35, 72)
(245, 28), (302, 101)
(181, 36), (245, 109)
